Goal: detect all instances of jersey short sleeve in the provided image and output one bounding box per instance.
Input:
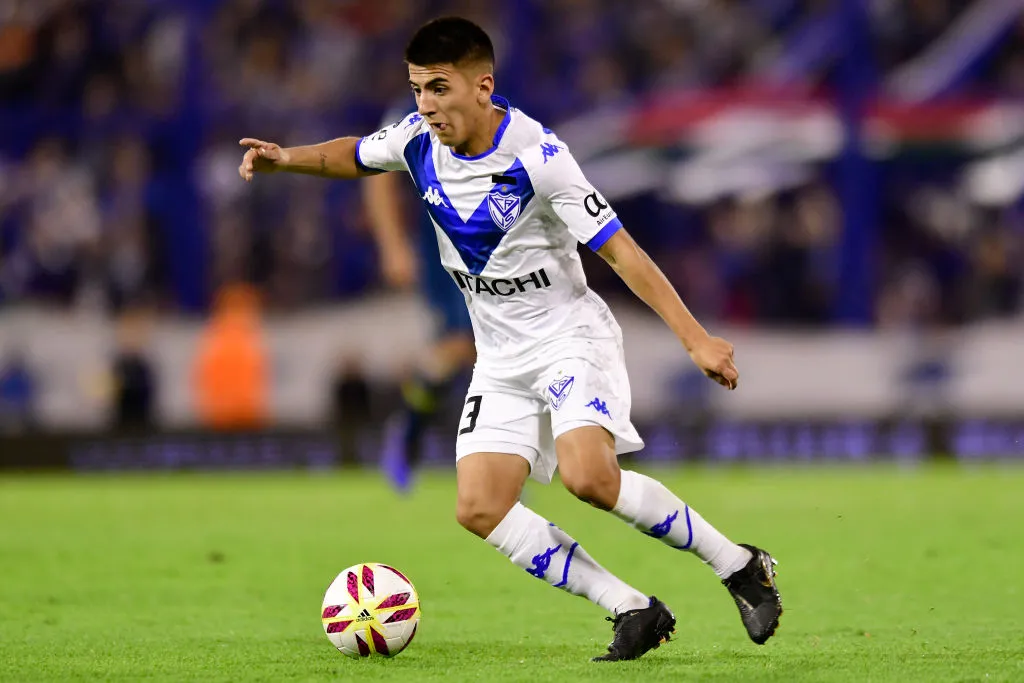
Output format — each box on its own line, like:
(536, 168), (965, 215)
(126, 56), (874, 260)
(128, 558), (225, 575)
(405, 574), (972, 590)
(528, 137), (623, 251)
(355, 112), (425, 173)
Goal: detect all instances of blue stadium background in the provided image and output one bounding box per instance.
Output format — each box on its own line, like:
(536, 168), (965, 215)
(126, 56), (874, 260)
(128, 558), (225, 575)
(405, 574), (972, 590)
(2, 0), (1024, 467)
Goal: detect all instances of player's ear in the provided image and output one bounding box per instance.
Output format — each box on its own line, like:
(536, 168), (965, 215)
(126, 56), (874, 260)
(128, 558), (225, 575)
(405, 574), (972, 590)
(475, 71), (494, 104)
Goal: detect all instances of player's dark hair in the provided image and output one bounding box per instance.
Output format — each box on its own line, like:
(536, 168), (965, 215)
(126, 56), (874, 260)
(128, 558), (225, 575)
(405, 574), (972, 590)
(405, 17), (495, 69)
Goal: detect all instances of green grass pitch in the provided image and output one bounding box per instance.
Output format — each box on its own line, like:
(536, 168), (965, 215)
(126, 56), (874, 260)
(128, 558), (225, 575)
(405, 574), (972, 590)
(2, 464), (1022, 682)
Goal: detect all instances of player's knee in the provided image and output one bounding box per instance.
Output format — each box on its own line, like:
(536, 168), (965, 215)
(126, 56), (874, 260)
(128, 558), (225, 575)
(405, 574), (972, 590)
(561, 466), (620, 511)
(456, 496), (513, 539)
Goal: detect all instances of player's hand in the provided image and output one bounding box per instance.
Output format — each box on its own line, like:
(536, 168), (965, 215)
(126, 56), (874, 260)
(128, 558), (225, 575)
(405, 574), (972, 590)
(380, 243), (419, 288)
(238, 138), (289, 181)
(689, 336), (739, 390)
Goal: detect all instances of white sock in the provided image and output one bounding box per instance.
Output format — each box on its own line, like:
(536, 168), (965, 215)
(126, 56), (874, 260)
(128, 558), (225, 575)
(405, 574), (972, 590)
(612, 470), (752, 579)
(485, 502), (649, 614)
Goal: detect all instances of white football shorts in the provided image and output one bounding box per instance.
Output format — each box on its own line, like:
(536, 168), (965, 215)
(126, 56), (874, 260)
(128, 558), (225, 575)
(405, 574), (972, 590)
(454, 336), (644, 483)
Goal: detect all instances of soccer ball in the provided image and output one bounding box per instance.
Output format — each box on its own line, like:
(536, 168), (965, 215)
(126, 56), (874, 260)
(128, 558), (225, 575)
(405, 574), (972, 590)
(321, 563), (420, 658)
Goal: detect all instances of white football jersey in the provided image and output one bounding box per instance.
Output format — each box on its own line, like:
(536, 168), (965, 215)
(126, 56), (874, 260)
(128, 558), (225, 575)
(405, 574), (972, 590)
(357, 95), (623, 363)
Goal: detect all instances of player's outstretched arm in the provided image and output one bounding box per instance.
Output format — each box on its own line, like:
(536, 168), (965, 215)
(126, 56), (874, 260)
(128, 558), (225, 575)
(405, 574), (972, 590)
(238, 137), (378, 182)
(597, 228), (739, 390)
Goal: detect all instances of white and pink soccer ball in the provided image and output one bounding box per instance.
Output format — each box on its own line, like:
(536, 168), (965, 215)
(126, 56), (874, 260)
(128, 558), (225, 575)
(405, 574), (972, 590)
(321, 563), (420, 658)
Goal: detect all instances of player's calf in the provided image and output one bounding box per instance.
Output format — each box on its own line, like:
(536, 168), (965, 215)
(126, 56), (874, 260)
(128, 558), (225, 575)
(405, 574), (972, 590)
(485, 501), (650, 617)
(612, 470), (753, 576)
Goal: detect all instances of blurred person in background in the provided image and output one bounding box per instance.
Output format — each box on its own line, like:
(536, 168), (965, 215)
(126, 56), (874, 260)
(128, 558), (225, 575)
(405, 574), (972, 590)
(109, 307), (156, 431)
(330, 354), (373, 468)
(363, 139), (476, 494)
(963, 221), (1021, 321)
(357, 6), (499, 496)
(192, 283), (268, 430)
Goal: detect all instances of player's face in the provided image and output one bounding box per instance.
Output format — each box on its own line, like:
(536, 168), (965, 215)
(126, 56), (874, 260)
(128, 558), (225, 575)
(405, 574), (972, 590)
(408, 62), (491, 149)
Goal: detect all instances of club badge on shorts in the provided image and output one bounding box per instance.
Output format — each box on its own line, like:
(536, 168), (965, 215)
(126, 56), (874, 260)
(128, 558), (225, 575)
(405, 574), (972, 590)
(547, 374), (575, 410)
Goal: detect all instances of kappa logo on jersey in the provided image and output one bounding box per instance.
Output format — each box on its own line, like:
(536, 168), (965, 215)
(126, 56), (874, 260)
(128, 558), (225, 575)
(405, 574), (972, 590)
(451, 268), (551, 297)
(405, 113), (422, 128)
(422, 186), (448, 208)
(487, 187), (522, 231)
(548, 374), (575, 410)
(540, 142), (562, 163)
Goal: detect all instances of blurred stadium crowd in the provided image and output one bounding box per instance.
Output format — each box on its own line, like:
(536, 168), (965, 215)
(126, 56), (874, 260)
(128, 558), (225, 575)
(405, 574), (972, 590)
(1, 0), (1023, 328)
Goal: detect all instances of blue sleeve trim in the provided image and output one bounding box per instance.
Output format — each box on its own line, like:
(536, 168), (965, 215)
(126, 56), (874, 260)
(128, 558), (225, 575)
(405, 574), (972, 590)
(354, 137), (384, 173)
(586, 217), (623, 251)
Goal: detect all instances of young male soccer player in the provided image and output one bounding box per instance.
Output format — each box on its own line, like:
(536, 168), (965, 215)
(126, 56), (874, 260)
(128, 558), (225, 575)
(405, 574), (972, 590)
(363, 135), (476, 493)
(239, 17), (782, 662)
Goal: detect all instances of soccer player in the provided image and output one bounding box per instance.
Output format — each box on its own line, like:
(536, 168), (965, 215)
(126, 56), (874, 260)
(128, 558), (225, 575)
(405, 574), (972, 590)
(362, 128), (476, 493)
(238, 17), (782, 662)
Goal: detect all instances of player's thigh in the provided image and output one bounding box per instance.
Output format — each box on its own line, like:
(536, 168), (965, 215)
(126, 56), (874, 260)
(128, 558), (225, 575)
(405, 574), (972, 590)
(540, 343), (642, 508)
(455, 451), (531, 537)
(454, 384), (546, 535)
(455, 384), (552, 482)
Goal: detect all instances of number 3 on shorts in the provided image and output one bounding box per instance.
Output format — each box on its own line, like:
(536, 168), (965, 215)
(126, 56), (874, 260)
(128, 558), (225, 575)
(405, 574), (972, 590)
(459, 395), (482, 435)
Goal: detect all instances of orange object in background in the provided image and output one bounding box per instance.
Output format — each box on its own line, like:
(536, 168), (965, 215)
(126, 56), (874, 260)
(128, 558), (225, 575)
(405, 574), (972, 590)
(193, 284), (268, 429)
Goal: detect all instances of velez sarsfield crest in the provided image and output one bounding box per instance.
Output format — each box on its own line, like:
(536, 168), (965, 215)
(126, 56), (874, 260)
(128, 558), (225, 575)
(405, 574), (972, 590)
(487, 188), (522, 231)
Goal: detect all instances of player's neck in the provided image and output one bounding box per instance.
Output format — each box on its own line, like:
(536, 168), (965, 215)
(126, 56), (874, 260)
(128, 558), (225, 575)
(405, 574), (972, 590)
(453, 107), (505, 158)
